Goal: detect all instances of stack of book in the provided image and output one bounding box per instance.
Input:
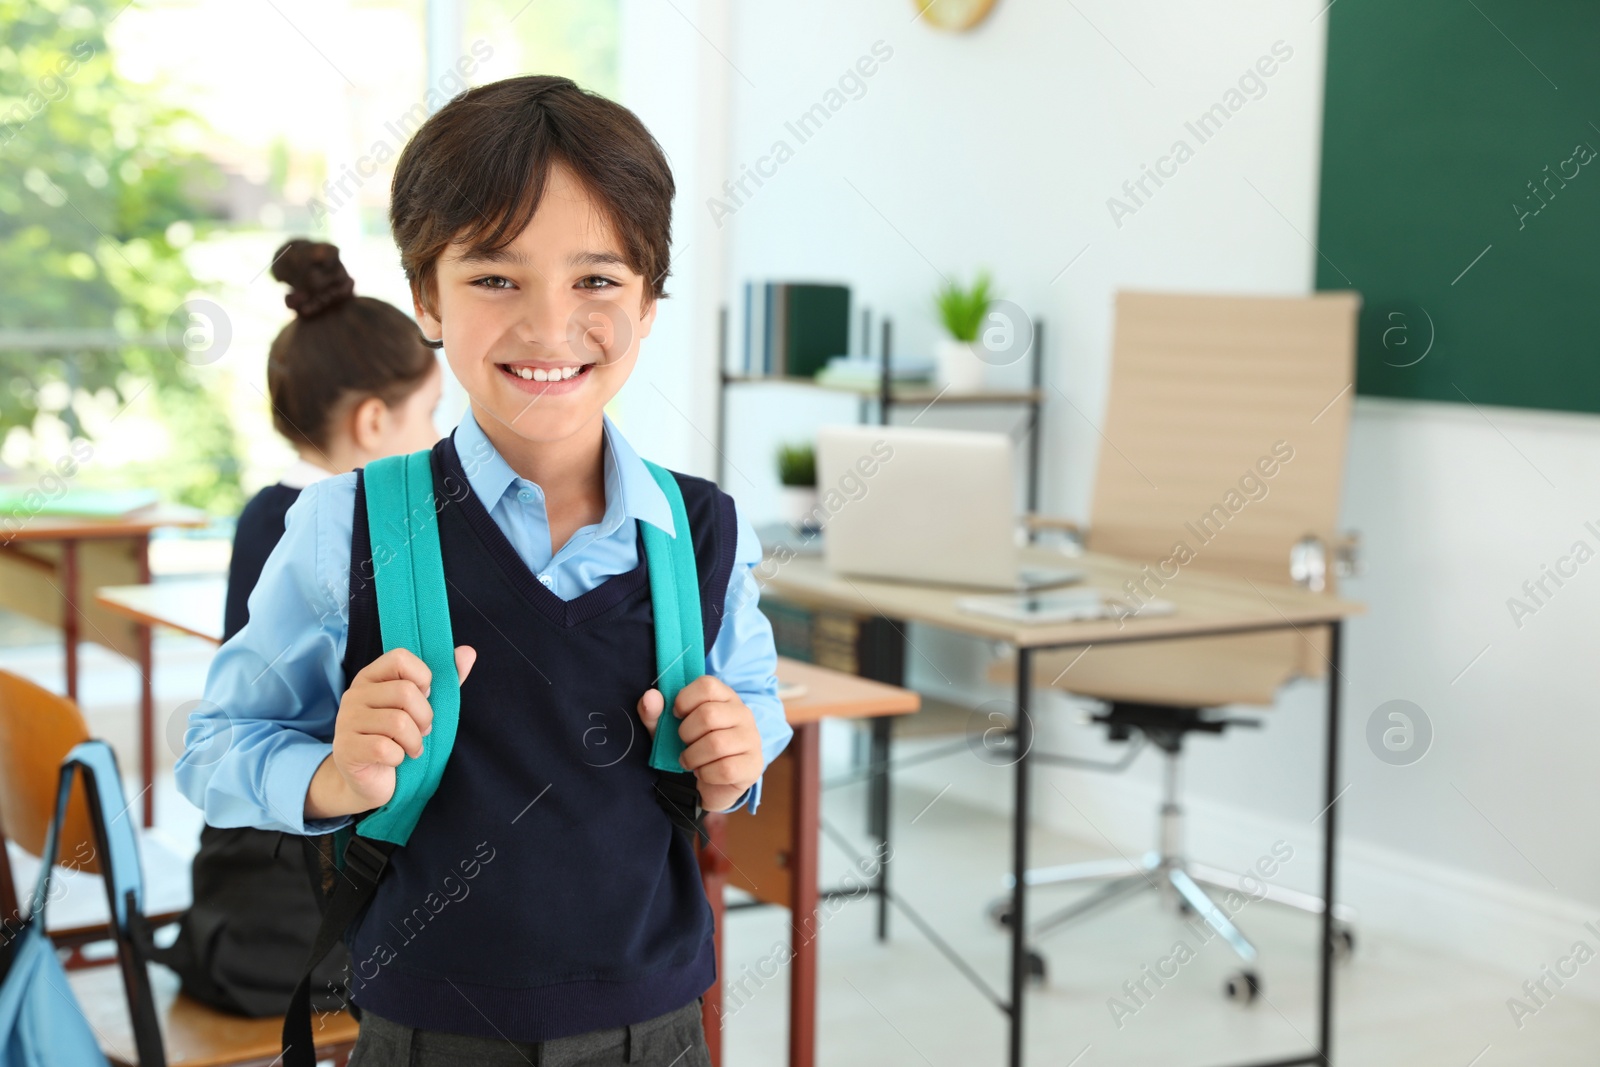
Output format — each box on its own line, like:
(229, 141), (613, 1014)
(814, 353), (935, 390)
(741, 281), (851, 379)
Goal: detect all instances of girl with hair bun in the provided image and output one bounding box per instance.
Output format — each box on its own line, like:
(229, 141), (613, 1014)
(158, 239), (442, 1017)
(239, 237), (443, 637)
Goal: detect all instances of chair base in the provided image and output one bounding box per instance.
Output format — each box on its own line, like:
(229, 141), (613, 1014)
(997, 850), (1356, 965)
(994, 703), (1358, 996)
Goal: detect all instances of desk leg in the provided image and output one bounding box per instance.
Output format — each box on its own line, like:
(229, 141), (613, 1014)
(1007, 647), (1033, 1067)
(137, 534), (154, 828)
(1317, 622), (1344, 1064)
(858, 616), (904, 943)
(61, 539), (79, 703)
(699, 811), (730, 1067)
(867, 715), (891, 941)
(789, 722), (820, 1067)
(137, 622), (154, 827)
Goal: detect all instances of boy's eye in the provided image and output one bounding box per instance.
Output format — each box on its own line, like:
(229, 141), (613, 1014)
(576, 275), (619, 291)
(470, 275), (515, 290)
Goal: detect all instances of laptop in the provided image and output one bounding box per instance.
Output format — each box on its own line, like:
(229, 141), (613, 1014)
(815, 425), (1083, 592)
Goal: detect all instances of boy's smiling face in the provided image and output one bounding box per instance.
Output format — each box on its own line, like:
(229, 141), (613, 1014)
(416, 163), (656, 448)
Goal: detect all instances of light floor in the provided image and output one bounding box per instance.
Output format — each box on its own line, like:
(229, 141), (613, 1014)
(5, 627), (1598, 1066)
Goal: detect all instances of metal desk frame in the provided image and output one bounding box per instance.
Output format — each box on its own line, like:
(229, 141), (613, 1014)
(849, 614), (1347, 1067)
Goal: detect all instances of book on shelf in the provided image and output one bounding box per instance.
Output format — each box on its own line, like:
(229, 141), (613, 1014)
(760, 600), (905, 682)
(741, 281), (851, 379)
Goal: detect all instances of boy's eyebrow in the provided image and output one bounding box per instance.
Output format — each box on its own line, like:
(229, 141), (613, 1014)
(569, 250), (629, 269)
(450, 248), (631, 271)
(453, 246), (529, 267)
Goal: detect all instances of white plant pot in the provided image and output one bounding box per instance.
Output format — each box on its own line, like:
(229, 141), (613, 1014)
(781, 486), (820, 532)
(934, 338), (986, 391)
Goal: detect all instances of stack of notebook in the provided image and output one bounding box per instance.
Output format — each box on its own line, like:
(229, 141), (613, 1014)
(813, 353), (935, 389)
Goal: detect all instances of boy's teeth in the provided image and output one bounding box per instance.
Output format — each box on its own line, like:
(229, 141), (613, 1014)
(507, 364), (585, 382)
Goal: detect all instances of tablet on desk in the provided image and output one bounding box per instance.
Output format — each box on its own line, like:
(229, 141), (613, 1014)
(955, 588), (1176, 625)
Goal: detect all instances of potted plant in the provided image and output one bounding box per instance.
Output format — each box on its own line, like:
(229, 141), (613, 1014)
(933, 271), (993, 391)
(776, 441), (819, 532)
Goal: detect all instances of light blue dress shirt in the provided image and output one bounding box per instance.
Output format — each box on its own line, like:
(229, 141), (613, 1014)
(177, 411), (789, 834)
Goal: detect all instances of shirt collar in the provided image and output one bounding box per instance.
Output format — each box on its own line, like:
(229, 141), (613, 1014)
(279, 460), (334, 490)
(452, 409), (676, 538)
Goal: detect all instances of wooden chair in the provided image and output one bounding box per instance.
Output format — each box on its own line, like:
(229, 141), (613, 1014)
(0, 668), (192, 959)
(0, 669), (359, 1066)
(1000, 291), (1362, 994)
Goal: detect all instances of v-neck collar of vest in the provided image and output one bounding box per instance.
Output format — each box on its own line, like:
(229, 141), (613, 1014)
(436, 435), (650, 629)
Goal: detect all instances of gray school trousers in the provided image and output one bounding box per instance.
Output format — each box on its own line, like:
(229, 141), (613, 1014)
(346, 999), (713, 1067)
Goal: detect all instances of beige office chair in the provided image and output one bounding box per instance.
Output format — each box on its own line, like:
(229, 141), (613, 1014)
(999, 290), (1361, 1000)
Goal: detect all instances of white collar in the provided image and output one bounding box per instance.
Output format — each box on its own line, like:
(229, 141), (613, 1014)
(279, 459), (336, 490)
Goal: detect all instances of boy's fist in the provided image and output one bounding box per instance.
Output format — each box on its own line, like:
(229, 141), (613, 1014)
(306, 645), (476, 820)
(636, 675), (762, 813)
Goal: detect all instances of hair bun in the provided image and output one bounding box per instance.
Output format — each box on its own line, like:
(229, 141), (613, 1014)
(271, 238), (356, 318)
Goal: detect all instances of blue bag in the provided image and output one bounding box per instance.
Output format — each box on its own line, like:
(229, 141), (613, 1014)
(0, 741), (164, 1067)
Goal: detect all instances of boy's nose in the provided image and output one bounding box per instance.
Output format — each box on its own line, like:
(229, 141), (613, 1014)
(502, 296), (569, 354)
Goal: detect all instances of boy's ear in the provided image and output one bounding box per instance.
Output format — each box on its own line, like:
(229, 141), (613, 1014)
(414, 280), (444, 342)
(637, 295), (658, 341)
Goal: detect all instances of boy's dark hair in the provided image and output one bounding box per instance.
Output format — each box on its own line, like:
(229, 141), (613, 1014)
(389, 75), (675, 317)
(267, 239), (436, 451)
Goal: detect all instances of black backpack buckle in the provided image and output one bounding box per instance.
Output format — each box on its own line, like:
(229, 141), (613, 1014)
(341, 834), (392, 886)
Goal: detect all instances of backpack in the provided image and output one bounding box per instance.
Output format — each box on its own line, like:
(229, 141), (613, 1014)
(281, 448), (710, 1066)
(147, 825), (349, 1016)
(1, 743), (147, 1067)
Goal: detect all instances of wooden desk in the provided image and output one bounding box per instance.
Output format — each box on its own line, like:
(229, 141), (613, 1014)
(758, 548), (1363, 1067)
(698, 658), (918, 1067)
(97, 578), (226, 645)
(0, 506), (207, 827)
(90, 576), (224, 826)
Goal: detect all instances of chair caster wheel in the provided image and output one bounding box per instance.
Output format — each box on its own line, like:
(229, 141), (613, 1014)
(1224, 970), (1261, 1003)
(1025, 949), (1048, 985)
(988, 899), (1014, 928)
(1332, 922), (1356, 960)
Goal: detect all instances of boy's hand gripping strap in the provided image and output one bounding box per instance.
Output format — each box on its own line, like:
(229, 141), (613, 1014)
(640, 460), (706, 773)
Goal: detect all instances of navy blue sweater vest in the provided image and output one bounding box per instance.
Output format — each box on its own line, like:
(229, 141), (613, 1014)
(223, 483), (302, 642)
(337, 434), (738, 1041)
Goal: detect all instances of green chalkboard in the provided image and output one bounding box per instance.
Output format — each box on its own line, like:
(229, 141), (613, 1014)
(1315, 0), (1600, 413)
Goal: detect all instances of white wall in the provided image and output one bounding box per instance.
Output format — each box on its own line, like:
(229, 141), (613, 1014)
(613, 0), (732, 474)
(718, 0), (1326, 522)
(621, 0), (1600, 974)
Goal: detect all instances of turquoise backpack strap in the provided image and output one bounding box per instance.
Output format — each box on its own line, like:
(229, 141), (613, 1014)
(285, 449), (463, 1067)
(640, 460), (706, 773)
(355, 449), (462, 846)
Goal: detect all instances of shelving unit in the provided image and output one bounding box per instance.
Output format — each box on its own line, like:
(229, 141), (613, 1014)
(712, 310), (1047, 513)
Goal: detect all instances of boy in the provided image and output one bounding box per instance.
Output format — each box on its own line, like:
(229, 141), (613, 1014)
(177, 75), (791, 1066)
